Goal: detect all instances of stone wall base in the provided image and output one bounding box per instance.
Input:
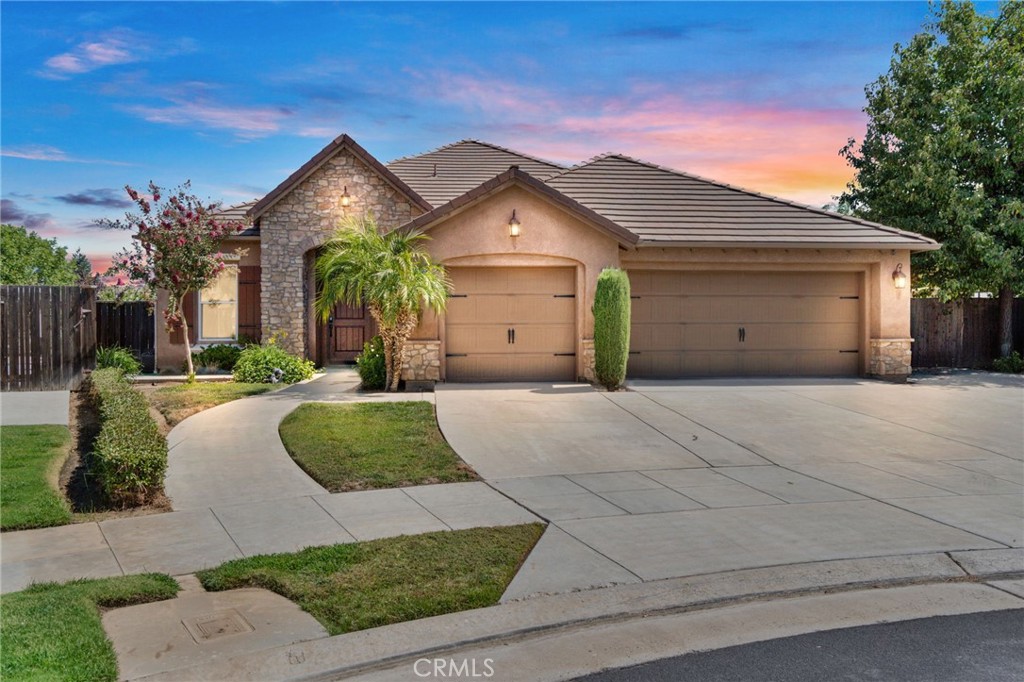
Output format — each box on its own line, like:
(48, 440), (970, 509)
(581, 338), (596, 383)
(869, 338), (913, 382)
(401, 340), (441, 382)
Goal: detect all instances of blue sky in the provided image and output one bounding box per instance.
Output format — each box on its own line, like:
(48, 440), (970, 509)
(0, 1), (983, 274)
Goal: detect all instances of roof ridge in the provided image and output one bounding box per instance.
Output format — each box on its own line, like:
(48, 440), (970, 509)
(386, 139), (567, 169)
(544, 152), (620, 180)
(568, 153), (935, 243)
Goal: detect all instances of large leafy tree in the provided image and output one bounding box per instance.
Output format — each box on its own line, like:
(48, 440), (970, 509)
(840, 1), (1023, 357)
(0, 224), (80, 285)
(315, 215), (450, 391)
(103, 181), (244, 378)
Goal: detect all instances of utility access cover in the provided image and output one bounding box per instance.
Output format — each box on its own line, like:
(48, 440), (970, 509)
(183, 609), (254, 643)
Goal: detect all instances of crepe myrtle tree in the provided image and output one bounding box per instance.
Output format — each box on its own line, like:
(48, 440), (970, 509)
(103, 181), (245, 380)
(315, 214), (450, 391)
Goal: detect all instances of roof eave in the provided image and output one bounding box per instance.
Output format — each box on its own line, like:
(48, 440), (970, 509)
(247, 134), (432, 220)
(634, 239), (942, 251)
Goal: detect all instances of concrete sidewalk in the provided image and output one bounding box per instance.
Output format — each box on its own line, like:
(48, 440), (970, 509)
(0, 481), (539, 594)
(0, 390), (70, 426)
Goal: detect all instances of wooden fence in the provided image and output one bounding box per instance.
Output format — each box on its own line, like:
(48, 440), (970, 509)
(911, 298), (1024, 368)
(0, 286), (97, 391)
(96, 301), (155, 373)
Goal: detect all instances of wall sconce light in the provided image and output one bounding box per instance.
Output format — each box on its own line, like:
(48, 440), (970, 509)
(341, 186), (351, 208)
(508, 209), (521, 238)
(892, 263), (908, 289)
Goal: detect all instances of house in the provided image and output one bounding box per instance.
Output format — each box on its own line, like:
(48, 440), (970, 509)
(155, 134), (938, 382)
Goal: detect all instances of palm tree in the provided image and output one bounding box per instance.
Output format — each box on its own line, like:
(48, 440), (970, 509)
(315, 215), (450, 391)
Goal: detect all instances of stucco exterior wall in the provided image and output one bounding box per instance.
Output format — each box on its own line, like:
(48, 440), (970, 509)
(416, 184), (622, 380)
(258, 149), (422, 359)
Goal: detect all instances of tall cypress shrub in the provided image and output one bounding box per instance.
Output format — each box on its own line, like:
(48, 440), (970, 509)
(593, 268), (631, 390)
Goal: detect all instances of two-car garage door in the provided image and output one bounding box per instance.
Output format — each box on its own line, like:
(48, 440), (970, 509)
(628, 271), (862, 378)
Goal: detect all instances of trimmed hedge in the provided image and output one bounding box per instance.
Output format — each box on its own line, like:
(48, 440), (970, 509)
(356, 336), (386, 390)
(593, 268), (631, 390)
(232, 342), (315, 384)
(191, 344), (242, 372)
(90, 368), (167, 506)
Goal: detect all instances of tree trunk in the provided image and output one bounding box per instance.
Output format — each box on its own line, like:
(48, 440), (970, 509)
(998, 284), (1013, 359)
(388, 309), (419, 392)
(179, 293), (196, 381)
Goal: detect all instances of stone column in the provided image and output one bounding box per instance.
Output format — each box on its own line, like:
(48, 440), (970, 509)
(869, 338), (913, 382)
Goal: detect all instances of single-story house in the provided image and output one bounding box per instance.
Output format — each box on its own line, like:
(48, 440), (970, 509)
(155, 134), (938, 382)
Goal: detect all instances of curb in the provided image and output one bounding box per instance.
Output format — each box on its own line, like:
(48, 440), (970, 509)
(131, 548), (1024, 681)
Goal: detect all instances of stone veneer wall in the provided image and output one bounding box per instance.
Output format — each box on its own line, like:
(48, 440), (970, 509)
(401, 340), (441, 381)
(259, 150), (419, 358)
(581, 338), (596, 383)
(869, 338), (913, 381)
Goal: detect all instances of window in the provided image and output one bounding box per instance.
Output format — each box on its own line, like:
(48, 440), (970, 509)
(199, 265), (238, 340)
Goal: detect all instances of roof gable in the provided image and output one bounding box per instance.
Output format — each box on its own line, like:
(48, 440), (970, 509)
(546, 154), (939, 250)
(387, 140), (566, 207)
(248, 134), (431, 220)
(396, 166), (638, 247)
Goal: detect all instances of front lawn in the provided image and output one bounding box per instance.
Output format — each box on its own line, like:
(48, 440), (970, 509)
(198, 524), (544, 634)
(279, 401), (478, 491)
(143, 381), (276, 427)
(0, 425), (73, 531)
(0, 574), (179, 682)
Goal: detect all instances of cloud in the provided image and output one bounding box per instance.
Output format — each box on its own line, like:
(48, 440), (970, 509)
(1, 199), (55, 230)
(54, 189), (132, 209)
(1, 144), (132, 165)
(39, 29), (198, 80)
(124, 98), (294, 139)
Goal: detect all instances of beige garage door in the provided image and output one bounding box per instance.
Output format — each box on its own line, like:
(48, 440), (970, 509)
(446, 267), (576, 381)
(628, 271), (861, 378)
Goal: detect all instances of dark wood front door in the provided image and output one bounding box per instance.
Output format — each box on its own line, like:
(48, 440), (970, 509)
(328, 302), (376, 363)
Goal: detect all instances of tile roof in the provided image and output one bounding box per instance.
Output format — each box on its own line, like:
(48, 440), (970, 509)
(386, 140), (566, 207)
(546, 154), (939, 249)
(214, 200), (259, 236)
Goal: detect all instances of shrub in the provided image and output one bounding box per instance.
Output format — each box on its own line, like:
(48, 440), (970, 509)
(356, 336), (387, 390)
(95, 346), (142, 377)
(232, 341), (315, 384)
(89, 368), (167, 506)
(992, 351), (1024, 374)
(191, 344), (242, 372)
(593, 268), (631, 390)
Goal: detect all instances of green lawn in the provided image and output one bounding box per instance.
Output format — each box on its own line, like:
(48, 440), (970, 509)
(145, 381), (276, 426)
(198, 524), (544, 635)
(0, 425), (73, 531)
(0, 574), (179, 682)
(279, 401), (478, 491)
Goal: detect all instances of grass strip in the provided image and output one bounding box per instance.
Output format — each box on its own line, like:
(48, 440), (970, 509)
(145, 381), (275, 427)
(279, 401), (477, 491)
(198, 524), (544, 635)
(0, 574), (179, 682)
(0, 425), (73, 531)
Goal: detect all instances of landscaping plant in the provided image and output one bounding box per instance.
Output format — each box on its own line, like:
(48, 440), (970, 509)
(592, 267), (631, 390)
(95, 345), (143, 377)
(191, 343), (242, 372)
(992, 351), (1024, 374)
(232, 337), (315, 384)
(315, 215), (450, 391)
(103, 181), (247, 380)
(90, 368), (167, 506)
(355, 336), (386, 390)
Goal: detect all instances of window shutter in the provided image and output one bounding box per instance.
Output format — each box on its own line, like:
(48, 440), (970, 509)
(238, 266), (262, 343)
(169, 292), (198, 345)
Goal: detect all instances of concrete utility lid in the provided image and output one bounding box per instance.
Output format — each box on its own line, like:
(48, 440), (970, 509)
(102, 580), (328, 680)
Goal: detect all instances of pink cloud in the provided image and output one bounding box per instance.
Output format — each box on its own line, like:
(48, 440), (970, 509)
(125, 100), (293, 139)
(0, 144), (132, 165)
(42, 34), (138, 79)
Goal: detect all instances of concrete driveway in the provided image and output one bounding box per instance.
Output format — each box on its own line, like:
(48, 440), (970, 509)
(435, 373), (1023, 599)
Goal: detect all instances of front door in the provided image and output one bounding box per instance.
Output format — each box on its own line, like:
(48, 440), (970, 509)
(328, 301), (376, 363)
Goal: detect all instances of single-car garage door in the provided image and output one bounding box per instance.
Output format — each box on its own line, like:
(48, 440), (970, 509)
(628, 270), (861, 377)
(446, 267), (576, 381)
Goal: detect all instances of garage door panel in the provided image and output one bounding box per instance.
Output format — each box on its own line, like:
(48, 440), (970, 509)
(513, 325), (575, 354)
(446, 325), (510, 354)
(510, 355), (576, 382)
(447, 295), (511, 325)
(447, 355), (513, 381)
(509, 296), (575, 324)
(627, 270), (862, 378)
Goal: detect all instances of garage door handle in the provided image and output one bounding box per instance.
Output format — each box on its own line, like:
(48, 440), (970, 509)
(507, 328), (512, 344)
(739, 327), (746, 343)
(512, 328), (516, 344)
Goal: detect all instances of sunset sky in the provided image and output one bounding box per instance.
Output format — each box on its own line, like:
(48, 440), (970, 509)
(0, 2), (995, 276)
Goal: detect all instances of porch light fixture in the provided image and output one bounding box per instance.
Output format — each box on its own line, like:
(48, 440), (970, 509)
(892, 263), (908, 289)
(508, 210), (521, 238)
(340, 186), (352, 207)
